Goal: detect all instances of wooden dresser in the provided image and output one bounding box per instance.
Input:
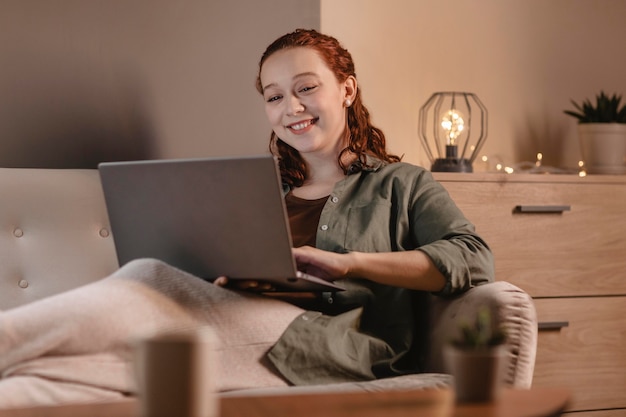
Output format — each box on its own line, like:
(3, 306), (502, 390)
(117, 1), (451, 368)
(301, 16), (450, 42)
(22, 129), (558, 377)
(433, 172), (626, 416)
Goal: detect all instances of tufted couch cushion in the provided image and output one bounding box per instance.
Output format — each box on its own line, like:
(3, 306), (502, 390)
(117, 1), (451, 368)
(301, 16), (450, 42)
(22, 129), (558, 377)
(0, 169), (119, 310)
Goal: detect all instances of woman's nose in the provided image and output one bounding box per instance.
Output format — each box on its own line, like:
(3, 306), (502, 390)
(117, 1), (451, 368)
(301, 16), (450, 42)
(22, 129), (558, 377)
(286, 96), (305, 115)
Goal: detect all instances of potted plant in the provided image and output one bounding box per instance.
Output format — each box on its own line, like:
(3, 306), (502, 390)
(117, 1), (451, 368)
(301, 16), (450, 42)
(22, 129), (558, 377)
(564, 91), (626, 174)
(443, 307), (507, 403)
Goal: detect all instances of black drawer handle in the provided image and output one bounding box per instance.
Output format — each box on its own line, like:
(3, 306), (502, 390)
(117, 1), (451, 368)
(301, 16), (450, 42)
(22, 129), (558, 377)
(538, 321), (570, 331)
(514, 205), (571, 214)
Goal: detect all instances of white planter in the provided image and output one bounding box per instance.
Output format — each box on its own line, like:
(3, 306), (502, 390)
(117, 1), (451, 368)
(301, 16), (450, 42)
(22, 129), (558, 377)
(443, 344), (506, 403)
(578, 123), (626, 174)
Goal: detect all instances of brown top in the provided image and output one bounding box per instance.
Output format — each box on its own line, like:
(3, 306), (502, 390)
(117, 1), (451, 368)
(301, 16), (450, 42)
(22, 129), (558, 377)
(284, 192), (328, 247)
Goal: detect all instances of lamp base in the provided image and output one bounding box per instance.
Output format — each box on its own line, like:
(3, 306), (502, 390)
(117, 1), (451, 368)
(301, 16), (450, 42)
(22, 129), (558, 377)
(431, 158), (473, 173)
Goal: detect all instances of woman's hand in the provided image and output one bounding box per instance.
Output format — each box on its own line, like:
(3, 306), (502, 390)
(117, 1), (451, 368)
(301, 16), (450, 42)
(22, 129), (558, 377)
(293, 246), (447, 291)
(213, 276), (229, 287)
(292, 246), (352, 281)
(213, 277), (275, 292)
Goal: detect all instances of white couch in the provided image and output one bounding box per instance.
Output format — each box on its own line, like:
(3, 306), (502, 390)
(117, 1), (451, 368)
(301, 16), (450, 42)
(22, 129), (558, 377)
(0, 168), (537, 396)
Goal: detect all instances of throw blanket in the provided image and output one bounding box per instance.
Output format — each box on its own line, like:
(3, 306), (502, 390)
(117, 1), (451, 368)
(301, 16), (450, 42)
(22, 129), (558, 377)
(0, 259), (303, 409)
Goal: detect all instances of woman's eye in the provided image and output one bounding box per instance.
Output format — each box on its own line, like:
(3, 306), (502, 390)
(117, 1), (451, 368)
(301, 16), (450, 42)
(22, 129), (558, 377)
(300, 85), (317, 93)
(266, 95), (282, 103)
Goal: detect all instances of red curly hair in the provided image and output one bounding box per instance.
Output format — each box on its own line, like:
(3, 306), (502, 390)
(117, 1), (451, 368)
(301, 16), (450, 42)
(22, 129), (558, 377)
(256, 29), (400, 187)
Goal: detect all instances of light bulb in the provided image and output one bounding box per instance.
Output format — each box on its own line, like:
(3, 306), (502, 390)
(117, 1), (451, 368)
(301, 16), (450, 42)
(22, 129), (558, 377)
(441, 109), (464, 145)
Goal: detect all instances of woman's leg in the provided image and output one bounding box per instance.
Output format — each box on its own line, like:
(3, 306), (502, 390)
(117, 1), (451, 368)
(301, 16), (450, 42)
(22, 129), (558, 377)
(0, 259), (304, 406)
(0, 260), (205, 370)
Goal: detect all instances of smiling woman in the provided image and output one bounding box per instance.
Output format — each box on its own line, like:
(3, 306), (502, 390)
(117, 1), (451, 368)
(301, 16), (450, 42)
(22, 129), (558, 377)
(260, 48), (354, 138)
(259, 47), (354, 198)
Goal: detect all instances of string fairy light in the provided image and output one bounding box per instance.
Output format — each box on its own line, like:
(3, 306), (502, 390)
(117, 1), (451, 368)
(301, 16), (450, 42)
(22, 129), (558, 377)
(477, 152), (586, 176)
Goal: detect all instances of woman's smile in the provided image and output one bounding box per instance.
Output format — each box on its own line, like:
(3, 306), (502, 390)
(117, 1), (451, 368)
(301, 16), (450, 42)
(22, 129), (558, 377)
(286, 118), (319, 134)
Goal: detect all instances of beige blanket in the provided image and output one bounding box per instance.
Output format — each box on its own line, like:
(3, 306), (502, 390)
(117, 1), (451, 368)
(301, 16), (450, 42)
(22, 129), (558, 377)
(0, 259), (303, 409)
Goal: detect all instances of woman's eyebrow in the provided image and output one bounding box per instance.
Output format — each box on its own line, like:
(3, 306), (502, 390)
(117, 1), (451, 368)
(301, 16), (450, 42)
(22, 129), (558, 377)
(262, 72), (320, 92)
(262, 82), (278, 92)
(293, 71), (319, 80)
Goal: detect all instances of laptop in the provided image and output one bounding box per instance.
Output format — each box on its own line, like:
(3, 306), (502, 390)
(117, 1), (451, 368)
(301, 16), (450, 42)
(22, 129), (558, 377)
(98, 155), (344, 292)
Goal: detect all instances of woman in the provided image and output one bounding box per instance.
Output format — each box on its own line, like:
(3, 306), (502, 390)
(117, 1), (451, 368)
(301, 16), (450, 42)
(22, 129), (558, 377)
(246, 28), (493, 384)
(0, 29), (493, 407)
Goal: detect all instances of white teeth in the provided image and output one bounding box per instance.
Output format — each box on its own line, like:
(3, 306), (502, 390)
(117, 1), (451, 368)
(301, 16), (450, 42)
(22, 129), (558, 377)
(289, 120), (311, 131)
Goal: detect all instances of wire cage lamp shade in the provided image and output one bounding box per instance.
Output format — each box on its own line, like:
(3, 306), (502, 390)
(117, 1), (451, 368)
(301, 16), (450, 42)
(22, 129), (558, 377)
(418, 92), (488, 172)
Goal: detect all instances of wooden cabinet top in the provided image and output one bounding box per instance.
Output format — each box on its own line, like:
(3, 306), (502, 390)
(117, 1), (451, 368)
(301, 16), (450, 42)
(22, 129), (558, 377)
(433, 172), (626, 185)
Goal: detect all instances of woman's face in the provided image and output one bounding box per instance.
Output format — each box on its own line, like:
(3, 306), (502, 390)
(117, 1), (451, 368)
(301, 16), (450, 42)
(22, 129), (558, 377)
(259, 47), (355, 159)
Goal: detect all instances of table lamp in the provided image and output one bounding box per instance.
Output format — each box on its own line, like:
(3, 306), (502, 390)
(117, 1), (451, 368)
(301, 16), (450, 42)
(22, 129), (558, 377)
(418, 92), (488, 172)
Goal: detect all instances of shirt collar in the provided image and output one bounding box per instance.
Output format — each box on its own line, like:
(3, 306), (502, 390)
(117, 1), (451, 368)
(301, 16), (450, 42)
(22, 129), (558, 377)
(347, 155), (387, 175)
(282, 155), (388, 195)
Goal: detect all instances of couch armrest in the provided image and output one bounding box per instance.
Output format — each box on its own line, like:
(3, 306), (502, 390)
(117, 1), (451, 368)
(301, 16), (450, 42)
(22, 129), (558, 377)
(425, 281), (537, 388)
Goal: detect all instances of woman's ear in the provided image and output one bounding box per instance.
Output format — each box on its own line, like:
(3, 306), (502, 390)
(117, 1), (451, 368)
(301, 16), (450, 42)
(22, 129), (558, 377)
(343, 76), (357, 105)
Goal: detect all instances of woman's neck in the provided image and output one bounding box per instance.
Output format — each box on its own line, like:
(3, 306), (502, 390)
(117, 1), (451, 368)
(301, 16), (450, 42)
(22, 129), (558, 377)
(292, 153), (351, 200)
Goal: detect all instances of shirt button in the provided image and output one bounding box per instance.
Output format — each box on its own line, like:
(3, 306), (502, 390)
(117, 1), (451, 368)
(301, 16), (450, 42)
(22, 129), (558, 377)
(330, 196), (339, 203)
(320, 224), (328, 231)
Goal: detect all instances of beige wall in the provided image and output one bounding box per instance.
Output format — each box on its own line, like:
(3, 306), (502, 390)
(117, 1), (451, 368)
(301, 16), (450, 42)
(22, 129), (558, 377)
(322, 0), (626, 171)
(4, 1), (625, 171)
(0, 0), (319, 168)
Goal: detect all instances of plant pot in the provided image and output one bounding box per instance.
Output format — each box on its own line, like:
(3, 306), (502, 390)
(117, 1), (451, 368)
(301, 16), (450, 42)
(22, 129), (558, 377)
(578, 123), (626, 174)
(443, 344), (506, 403)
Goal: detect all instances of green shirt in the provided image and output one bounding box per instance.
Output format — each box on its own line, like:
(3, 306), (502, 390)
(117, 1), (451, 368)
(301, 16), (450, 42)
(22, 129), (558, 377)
(268, 159), (494, 385)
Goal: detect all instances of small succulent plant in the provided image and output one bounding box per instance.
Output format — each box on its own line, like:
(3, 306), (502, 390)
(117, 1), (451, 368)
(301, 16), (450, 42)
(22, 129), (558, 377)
(451, 307), (506, 350)
(564, 91), (626, 123)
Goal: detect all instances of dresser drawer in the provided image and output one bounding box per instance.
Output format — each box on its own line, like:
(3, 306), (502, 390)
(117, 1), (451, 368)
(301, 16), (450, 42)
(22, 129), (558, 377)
(436, 175), (626, 297)
(533, 297), (626, 412)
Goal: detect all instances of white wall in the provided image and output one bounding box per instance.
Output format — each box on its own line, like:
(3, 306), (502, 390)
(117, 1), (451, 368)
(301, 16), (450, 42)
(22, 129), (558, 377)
(322, 0), (626, 171)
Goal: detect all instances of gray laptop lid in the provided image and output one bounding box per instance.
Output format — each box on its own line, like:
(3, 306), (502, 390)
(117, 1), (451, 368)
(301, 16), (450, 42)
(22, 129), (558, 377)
(98, 155), (343, 292)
